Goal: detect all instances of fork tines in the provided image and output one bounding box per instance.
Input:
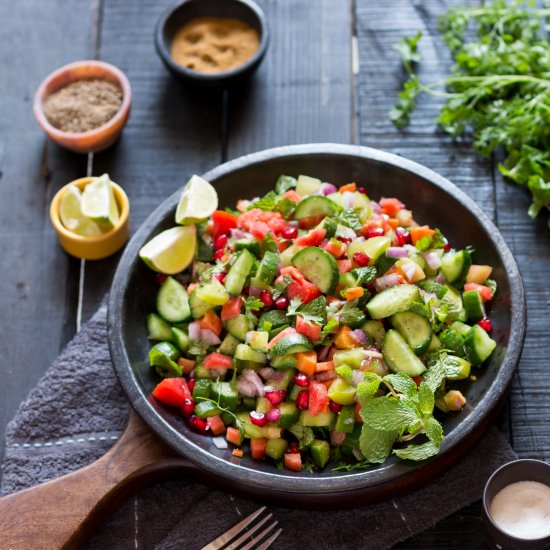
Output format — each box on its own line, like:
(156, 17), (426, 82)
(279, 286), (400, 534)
(201, 506), (281, 550)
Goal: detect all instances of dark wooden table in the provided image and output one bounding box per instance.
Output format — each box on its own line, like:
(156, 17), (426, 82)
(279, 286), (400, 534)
(1, 0), (548, 547)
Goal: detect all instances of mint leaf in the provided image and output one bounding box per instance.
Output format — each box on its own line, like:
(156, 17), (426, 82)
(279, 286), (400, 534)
(335, 365), (354, 385)
(356, 374), (382, 404)
(393, 441), (440, 461)
(423, 353), (447, 392)
(417, 382), (434, 415)
(359, 425), (399, 463)
(424, 417), (444, 445)
(361, 397), (419, 432)
(384, 373), (417, 397)
(250, 191), (277, 211)
(352, 266), (377, 286)
(261, 233), (278, 255)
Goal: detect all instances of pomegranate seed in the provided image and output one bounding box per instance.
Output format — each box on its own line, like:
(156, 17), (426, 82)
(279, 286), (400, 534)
(213, 271), (226, 284)
(282, 226), (298, 239)
(214, 248), (226, 261)
(187, 379), (196, 392)
(353, 252), (370, 267)
(293, 373), (310, 387)
(260, 290), (274, 309)
(444, 242), (451, 252)
(329, 400), (343, 413)
(188, 415), (209, 433)
(288, 442), (300, 454)
(156, 274), (168, 285)
(366, 226), (385, 238)
(357, 187), (367, 195)
(394, 227), (411, 246)
(249, 411), (268, 427)
(275, 296), (289, 310)
(296, 390), (309, 410)
(181, 398), (195, 417)
(214, 234), (228, 249)
(265, 389), (286, 405)
(266, 408), (281, 423)
(477, 318), (492, 332)
(336, 236), (352, 244)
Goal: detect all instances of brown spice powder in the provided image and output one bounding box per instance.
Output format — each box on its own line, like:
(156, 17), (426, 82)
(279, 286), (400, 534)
(171, 17), (260, 73)
(43, 79), (123, 133)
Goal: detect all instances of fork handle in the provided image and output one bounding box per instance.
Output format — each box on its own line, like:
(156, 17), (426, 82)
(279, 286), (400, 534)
(0, 410), (196, 550)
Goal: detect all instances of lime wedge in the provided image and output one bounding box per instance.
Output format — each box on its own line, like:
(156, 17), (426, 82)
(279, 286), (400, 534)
(139, 225), (197, 274)
(59, 185), (102, 237)
(175, 175), (218, 225)
(81, 174), (120, 229)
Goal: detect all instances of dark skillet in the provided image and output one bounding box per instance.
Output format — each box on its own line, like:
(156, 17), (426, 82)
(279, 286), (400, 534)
(108, 144), (525, 507)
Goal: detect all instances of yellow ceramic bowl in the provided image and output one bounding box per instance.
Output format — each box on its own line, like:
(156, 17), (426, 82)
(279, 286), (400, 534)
(50, 177), (130, 260)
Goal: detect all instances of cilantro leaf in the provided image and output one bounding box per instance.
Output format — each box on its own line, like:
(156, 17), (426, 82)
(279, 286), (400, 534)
(393, 31), (422, 71)
(288, 423), (314, 449)
(352, 266), (377, 286)
(287, 296), (327, 325)
(319, 318), (339, 344)
(393, 441), (440, 461)
(359, 426), (399, 464)
(245, 297), (264, 311)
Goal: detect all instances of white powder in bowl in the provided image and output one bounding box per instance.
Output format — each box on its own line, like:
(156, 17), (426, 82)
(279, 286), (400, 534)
(489, 480), (550, 540)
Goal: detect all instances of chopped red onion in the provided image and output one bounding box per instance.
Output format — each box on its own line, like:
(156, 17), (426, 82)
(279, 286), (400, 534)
(424, 251), (442, 270)
(245, 331), (255, 344)
(259, 367), (275, 380)
(351, 329), (367, 345)
(352, 447), (363, 461)
(212, 436), (228, 449)
(209, 367), (228, 378)
(268, 371), (288, 382)
(374, 273), (401, 291)
(363, 349), (383, 359)
(352, 369), (364, 387)
(248, 286), (263, 298)
(401, 262), (417, 282)
(386, 247), (409, 259)
(435, 272), (446, 284)
(342, 191), (355, 209)
(188, 322), (201, 341)
(189, 369), (195, 379)
(320, 182), (338, 195)
(316, 371), (337, 382)
(317, 345), (331, 362)
(230, 228), (252, 241)
(370, 200), (382, 214)
(242, 369), (265, 397)
(330, 430), (346, 446)
(266, 408), (281, 423)
(236, 378), (256, 397)
(200, 329), (221, 346)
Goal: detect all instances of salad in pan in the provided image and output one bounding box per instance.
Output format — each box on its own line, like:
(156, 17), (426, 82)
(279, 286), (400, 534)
(139, 173), (497, 472)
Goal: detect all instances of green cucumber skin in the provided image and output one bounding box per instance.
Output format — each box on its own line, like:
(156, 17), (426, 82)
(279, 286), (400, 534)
(366, 284), (420, 319)
(391, 311), (432, 356)
(224, 314), (252, 341)
(156, 277), (191, 323)
(294, 195), (337, 220)
(463, 289), (486, 322)
(382, 329), (426, 377)
(147, 313), (173, 341)
(463, 325), (497, 365)
(271, 333), (313, 356)
(441, 250), (472, 284)
(189, 290), (213, 319)
(256, 250), (279, 285)
(291, 246), (339, 294)
(225, 249), (255, 296)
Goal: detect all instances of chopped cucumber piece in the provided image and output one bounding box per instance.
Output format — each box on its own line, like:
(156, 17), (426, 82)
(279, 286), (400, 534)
(463, 289), (486, 322)
(366, 284), (420, 319)
(441, 249), (472, 284)
(189, 289), (214, 319)
(270, 354), (298, 370)
(194, 400), (222, 418)
(299, 411), (335, 427)
(211, 382), (238, 410)
(271, 333), (313, 355)
(333, 348), (365, 369)
(156, 277), (191, 322)
(445, 356), (471, 380)
(192, 379), (211, 400)
(277, 402), (300, 429)
(225, 249), (255, 296)
(255, 250), (279, 285)
(234, 343), (267, 364)
(266, 370), (295, 390)
(294, 195), (337, 219)
(327, 377), (356, 405)
(335, 405), (356, 433)
(362, 320), (386, 347)
(248, 331), (269, 353)
(171, 327), (189, 352)
(291, 246), (339, 294)
(218, 333), (240, 355)
(295, 174), (322, 196)
(310, 439), (330, 468)
(266, 438), (289, 461)
(346, 236), (391, 262)
(149, 341), (182, 378)
(464, 325), (496, 365)
(195, 280), (229, 306)
(391, 311), (432, 355)
(382, 329), (426, 376)
(234, 239), (261, 257)
(224, 314), (253, 341)
(147, 313), (173, 341)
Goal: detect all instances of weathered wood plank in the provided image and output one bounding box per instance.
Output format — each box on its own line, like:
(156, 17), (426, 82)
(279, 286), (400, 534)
(0, 0), (93, 476)
(82, 0), (223, 322)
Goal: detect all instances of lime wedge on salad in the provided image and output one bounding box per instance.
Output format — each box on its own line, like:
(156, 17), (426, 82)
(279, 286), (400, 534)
(59, 185), (102, 237)
(175, 175), (218, 225)
(81, 173), (120, 229)
(139, 225), (197, 274)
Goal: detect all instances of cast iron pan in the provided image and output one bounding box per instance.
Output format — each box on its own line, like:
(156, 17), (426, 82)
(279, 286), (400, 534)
(0, 145), (525, 549)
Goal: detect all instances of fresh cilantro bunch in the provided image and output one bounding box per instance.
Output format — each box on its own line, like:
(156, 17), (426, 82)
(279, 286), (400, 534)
(390, 1), (550, 227)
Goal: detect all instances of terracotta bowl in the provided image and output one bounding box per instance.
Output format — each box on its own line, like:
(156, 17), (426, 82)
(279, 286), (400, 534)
(34, 60), (132, 154)
(50, 177), (130, 260)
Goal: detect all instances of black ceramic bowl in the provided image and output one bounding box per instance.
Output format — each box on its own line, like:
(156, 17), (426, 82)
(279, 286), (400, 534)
(155, 0), (269, 87)
(108, 144), (525, 508)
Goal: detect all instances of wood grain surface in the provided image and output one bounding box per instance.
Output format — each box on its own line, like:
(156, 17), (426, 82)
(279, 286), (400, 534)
(1, 0), (548, 548)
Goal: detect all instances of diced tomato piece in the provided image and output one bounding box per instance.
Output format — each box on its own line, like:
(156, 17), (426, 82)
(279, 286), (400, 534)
(250, 438), (268, 460)
(286, 279), (322, 304)
(207, 415), (226, 436)
(308, 382), (329, 416)
(220, 296), (243, 321)
(212, 210), (238, 239)
(295, 316), (322, 342)
(295, 351), (317, 377)
(249, 221), (272, 240)
(268, 327), (298, 349)
(226, 426), (243, 446)
(464, 282), (494, 302)
(238, 208), (286, 234)
(322, 239), (346, 258)
(337, 259), (353, 274)
(284, 452), (302, 472)
(203, 352), (233, 370)
(152, 378), (191, 408)
(298, 215), (325, 230)
(177, 357), (196, 374)
(295, 227), (326, 247)
(280, 189), (301, 202)
(197, 310), (223, 336)
(339, 182), (357, 193)
(232, 449), (244, 457)
(412, 375), (424, 386)
(280, 266), (306, 284)
(380, 197), (405, 217)
(409, 225), (436, 245)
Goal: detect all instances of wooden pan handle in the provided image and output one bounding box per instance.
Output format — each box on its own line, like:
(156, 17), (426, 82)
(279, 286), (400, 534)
(0, 410), (196, 550)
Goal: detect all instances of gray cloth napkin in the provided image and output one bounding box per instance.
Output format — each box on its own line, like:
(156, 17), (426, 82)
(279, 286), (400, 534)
(1, 302), (516, 549)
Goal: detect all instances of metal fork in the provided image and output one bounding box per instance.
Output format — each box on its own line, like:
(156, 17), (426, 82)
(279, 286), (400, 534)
(200, 506), (281, 550)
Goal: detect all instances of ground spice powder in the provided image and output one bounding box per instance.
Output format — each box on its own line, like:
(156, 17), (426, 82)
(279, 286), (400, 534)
(171, 17), (260, 73)
(43, 79), (123, 133)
